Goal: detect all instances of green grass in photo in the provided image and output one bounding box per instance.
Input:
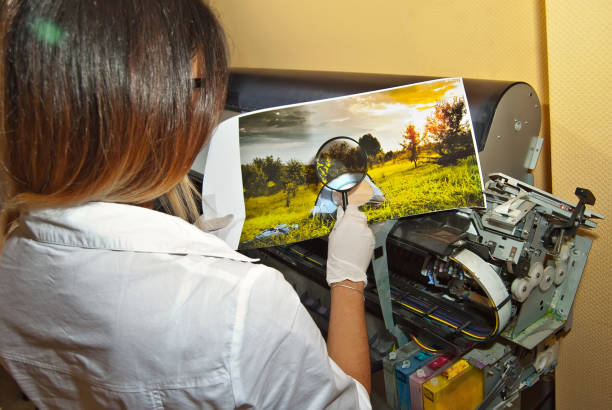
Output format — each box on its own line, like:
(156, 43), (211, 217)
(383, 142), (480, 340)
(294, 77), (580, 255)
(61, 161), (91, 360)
(365, 154), (484, 223)
(238, 153), (483, 249)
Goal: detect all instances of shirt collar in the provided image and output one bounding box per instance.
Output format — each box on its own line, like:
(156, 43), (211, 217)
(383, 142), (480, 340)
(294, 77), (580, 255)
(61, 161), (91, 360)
(19, 202), (255, 263)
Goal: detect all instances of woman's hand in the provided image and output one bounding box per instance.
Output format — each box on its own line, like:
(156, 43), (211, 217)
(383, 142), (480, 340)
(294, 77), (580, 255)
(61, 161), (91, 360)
(326, 205), (375, 285)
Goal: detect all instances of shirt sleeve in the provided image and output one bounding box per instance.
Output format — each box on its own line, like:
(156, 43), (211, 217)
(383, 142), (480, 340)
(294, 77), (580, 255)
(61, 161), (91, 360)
(230, 265), (371, 410)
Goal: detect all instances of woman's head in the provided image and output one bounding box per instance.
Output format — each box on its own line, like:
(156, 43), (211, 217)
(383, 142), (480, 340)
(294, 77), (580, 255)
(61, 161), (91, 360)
(0, 0), (228, 228)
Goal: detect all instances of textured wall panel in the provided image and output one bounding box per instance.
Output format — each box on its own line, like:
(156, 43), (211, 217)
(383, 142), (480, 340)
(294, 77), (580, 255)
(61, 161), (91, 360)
(209, 0), (551, 188)
(546, 1), (612, 408)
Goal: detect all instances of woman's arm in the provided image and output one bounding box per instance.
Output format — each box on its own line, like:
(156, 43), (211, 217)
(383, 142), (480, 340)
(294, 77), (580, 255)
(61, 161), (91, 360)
(327, 279), (371, 393)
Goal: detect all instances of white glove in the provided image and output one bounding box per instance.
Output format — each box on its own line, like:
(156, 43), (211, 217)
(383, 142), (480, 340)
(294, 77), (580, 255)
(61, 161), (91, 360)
(326, 205), (375, 285)
(194, 214), (234, 232)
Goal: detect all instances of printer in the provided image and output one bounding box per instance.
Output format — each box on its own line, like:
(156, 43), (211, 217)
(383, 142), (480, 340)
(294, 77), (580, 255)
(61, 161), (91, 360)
(190, 69), (602, 410)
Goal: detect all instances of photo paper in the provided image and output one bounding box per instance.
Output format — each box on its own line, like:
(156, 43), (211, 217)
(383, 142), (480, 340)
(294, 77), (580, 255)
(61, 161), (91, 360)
(203, 78), (485, 249)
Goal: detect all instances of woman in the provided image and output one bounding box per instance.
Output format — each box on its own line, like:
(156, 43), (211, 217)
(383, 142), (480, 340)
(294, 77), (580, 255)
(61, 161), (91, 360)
(0, 1), (374, 409)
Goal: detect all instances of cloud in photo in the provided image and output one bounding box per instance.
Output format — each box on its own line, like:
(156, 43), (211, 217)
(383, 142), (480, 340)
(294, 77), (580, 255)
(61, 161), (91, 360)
(239, 78), (468, 164)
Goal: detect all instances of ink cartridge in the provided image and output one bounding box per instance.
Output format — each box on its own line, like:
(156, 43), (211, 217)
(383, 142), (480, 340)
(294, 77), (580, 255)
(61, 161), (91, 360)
(409, 355), (454, 410)
(383, 342), (420, 409)
(395, 350), (435, 410)
(422, 359), (483, 410)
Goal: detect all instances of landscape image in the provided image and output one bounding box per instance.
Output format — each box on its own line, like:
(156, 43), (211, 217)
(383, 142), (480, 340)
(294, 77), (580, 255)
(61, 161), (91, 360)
(238, 78), (485, 249)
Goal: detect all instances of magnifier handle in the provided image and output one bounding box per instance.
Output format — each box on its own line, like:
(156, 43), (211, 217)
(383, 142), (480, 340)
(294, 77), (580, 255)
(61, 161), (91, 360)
(342, 191), (348, 211)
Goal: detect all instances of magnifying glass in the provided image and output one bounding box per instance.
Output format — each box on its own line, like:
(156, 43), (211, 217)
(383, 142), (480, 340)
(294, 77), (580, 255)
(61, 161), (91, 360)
(315, 137), (368, 210)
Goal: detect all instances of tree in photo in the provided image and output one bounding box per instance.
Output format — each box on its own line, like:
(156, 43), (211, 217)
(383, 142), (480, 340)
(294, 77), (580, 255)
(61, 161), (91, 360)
(425, 97), (473, 164)
(241, 163), (268, 197)
(242, 155), (284, 197)
(282, 159), (305, 207)
(400, 124), (421, 168)
(358, 133), (382, 165)
(262, 156), (283, 187)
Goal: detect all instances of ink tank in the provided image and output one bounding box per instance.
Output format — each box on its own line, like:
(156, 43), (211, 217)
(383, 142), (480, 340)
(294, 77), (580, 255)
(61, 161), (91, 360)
(383, 342), (421, 409)
(422, 359), (483, 410)
(409, 355), (454, 410)
(395, 350), (436, 410)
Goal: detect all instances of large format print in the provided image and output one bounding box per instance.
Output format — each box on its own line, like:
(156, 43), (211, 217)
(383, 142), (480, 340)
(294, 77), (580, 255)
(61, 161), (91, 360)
(238, 78), (485, 249)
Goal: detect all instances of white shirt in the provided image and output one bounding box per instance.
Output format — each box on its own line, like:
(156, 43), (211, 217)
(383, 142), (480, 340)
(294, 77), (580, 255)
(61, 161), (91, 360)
(0, 202), (371, 409)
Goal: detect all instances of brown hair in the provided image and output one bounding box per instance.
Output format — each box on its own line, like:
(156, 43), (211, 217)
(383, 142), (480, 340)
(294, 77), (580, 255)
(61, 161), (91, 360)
(0, 0), (228, 245)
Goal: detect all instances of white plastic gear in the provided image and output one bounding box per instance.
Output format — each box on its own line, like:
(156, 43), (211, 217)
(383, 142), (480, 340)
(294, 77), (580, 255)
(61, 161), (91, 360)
(540, 266), (555, 292)
(511, 277), (532, 302)
(528, 261), (544, 284)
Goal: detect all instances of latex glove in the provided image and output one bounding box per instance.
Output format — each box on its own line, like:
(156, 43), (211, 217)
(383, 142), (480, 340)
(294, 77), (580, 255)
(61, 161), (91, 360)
(326, 205), (375, 285)
(194, 214), (234, 232)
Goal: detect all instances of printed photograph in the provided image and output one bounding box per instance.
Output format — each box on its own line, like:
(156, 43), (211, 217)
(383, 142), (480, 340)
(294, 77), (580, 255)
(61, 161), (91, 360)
(238, 78), (485, 249)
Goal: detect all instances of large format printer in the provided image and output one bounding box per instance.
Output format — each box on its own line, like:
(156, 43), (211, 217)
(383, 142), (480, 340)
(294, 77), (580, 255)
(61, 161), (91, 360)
(191, 69), (602, 410)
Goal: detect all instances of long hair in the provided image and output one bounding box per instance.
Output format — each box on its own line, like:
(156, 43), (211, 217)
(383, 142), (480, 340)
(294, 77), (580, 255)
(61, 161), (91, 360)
(0, 0), (228, 246)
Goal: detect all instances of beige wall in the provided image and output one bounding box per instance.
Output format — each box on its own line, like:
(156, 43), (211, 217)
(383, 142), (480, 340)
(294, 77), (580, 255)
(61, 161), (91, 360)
(546, 1), (612, 408)
(210, 0), (611, 407)
(210, 0), (550, 188)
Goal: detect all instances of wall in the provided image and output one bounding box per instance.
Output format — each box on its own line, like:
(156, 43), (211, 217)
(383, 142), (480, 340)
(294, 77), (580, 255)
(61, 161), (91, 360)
(546, 1), (612, 408)
(209, 0), (612, 407)
(209, 0), (550, 188)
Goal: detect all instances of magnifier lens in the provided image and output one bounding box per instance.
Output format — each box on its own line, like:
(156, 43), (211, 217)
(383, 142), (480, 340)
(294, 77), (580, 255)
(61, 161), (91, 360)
(326, 172), (363, 191)
(315, 137), (368, 210)
(315, 138), (367, 190)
